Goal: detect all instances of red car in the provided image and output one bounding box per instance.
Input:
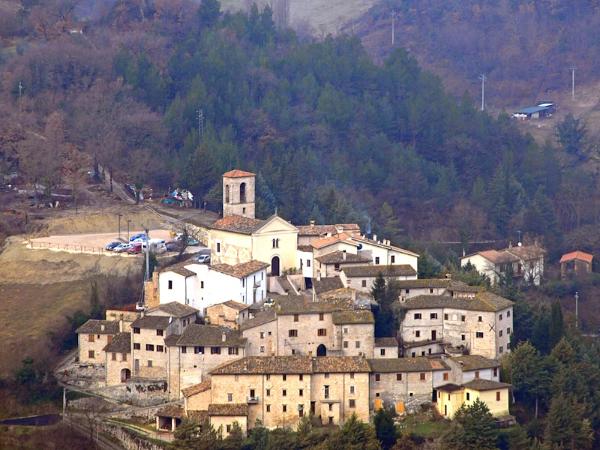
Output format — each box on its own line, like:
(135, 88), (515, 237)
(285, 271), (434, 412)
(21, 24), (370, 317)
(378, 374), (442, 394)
(127, 243), (143, 254)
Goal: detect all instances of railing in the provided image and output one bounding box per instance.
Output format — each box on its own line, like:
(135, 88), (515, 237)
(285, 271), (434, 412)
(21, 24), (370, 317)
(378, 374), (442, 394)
(247, 396), (259, 404)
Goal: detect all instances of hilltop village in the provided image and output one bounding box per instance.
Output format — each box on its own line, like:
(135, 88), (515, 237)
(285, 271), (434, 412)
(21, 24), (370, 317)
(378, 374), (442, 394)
(74, 170), (522, 437)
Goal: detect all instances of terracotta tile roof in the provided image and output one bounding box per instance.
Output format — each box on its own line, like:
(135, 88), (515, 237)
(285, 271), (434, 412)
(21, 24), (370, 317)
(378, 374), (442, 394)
(148, 302), (198, 318)
(297, 245), (313, 252)
(223, 169), (255, 178)
(342, 265), (417, 278)
(448, 355), (499, 371)
(401, 338), (444, 349)
(210, 260), (269, 279)
(296, 223), (361, 237)
(182, 379), (211, 398)
(208, 404), (249, 416)
(475, 249), (519, 264)
(156, 405), (185, 419)
(315, 251), (371, 264)
(331, 310), (374, 325)
(211, 215), (265, 234)
(436, 383), (463, 392)
(395, 279), (453, 289)
(160, 261), (197, 277)
(506, 245), (545, 261)
(176, 324), (246, 347)
(462, 379), (511, 391)
(374, 337), (398, 347)
(211, 356), (370, 375)
(368, 357), (448, 373)
(313, 277), (344, 294)
(106, 303), (138, 312)
(221, 300), (250, 311)
(239, 309), (277, 331)
(103, 332), (131, 353)
(76, 320), (119, 335)
(311, 233), (357, 250)
(351, 236), (419, 257)
(131, 315), (171, 330)
(164, 334), (181, 346)
(467, 245), (545, 264)
(398, 291), (513, 313)
(560, 250), (593, 264)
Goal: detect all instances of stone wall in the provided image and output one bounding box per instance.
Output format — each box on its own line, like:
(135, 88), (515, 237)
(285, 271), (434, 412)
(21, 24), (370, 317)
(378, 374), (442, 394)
(98, 380), (169, 406)
(99, 421), (168, 450)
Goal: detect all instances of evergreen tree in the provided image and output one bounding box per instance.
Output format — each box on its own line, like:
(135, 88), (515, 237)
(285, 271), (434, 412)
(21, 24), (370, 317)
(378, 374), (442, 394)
(328, 414), (381, 450)
(443, 399), (498, 450)
(556, 113), (587, 159)
(374, 408), (397, 450)
(548, 301), (564, 350)
(523, 187), (558, 240)
(198, 0), (221, 29)
(544, 396), (593, 450)
(510, 342), (552, 418)
(378, 202), (402, 243)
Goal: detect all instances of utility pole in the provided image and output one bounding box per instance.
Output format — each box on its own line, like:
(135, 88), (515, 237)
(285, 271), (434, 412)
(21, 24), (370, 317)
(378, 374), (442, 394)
(197, 108), (204, 142)
(62, 387), (66, 418)
(569, 66), (576, 101)
(144, 226), (150, 283)
(479, 74), (486, 111)
(18, 81), (23, 113)
(391, 10), (396, 46)
(117, 213), (122, 240)
(574, 291), (579, 328)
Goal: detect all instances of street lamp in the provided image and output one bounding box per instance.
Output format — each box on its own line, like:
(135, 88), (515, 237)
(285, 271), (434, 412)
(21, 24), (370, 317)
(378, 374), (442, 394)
(117, 213), (122, 240)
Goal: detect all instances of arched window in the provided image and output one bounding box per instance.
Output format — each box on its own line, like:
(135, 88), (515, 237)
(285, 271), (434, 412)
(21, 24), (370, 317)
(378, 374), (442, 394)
(225, 185), (230, 203)
(240, 182), (246, 203)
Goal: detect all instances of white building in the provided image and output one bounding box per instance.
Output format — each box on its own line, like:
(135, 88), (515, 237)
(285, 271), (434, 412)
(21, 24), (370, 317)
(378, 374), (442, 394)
(351, 236), (419, 272)
(158, 260), (269, 314)
(461, 244), (545, 286)
(339, 265), (417, 293)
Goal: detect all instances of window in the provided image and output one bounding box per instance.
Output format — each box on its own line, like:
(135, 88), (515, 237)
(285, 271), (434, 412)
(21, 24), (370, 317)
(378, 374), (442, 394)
(421, 351), (426, 356)
(266, 374), (270, 380)
(260, 332), (264, 339)
(350, 385), (355, 394)
(507, 310), (511, 317)
(496, 391), (501, 401)
(328, 417), (334, 425)
(289, 329), (298, 337)
(324, 373), (330, 379)
(156, 345), (164, 352)
(461, 315), (466, 322)
(156, 329), (163, 336)
(499, 313), (503, 320)
(319, 313), (324, 321)
(133, 343), (140, 350)
(375, 257), (380, 264)
(466, 392), (470, 400)
(211, 347), (221, 354)
(355, 341), (360, 349)
(411, 352), (416, 357)
(226, 425), (231, 433)
(88, 334), (95, 342)
(146, 344), (154, 351)
(227, 393), (233, 402)
(194, 346), (204, 354)
(461, 334), (466, 341)
(283, 405), (287, 413)
(265, 388), (271, 397)
(414, 313), (422, 320)
(391, 255), (396, 263)
(499, 330), (503, 337)
(299, 374), (303, 381)
(476, 332), (484, 338)
(499, 346), (504, 354)
(475, 371), (480, 378)
(350, 373), (354, 379)
(168, 280), (173, 290)
(415, 330), (420, 338)
(375, 374), (380, 382)
(272, 238), (279, 249)
(216, 242), (221, 253)
(507, 327), (511, 335)
(88, 350), (95, 359)
(147, 360), (153, 367)
(228, 347), (239, 355)
(396, 374), (402, 381)
(420, 373), (426, 381)
(380, 349), (386, 356)
(343, 327), (348, 334)
(444, 314), (449, 320)
(349, 399), (356, 408)
(260, 346), (265, 353)
(343, 341), (349, 348)
(334, 263), (340, 271)
(293, 314), (299, 322)
(430, 313), (438, 319)
(478, 316), (482, 322)
(307, 260), (311, 267)
(430, 288), (434, 294)
(283, 375), (287, 381)
(493, 368), (498, 377)
(405, 289), (410, 294)
(318, 329), (327, 336)
(361, 280), (367, 287)
(122, 353), (127, 361)
(299, 389), (303, 397)
(298, 405), (304, 417)
(201, 281), (204, 289)
(443, 372), (449, 381)
(266, 404), (271, 412)
(133, 327), (140, 334)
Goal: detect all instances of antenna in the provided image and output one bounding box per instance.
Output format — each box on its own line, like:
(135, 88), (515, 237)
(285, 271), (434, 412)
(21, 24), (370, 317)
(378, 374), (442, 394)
(391, 10), (396, 46)
(569, 67), (576, 101)
(479, 74), (486, 111)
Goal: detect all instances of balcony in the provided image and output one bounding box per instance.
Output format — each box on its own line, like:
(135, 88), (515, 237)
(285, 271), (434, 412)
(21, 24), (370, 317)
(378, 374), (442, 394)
(247, 396), (259, 404)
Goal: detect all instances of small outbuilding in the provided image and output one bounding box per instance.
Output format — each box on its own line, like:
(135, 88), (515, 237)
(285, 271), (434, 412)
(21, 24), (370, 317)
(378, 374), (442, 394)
(560, 251), (593, 279)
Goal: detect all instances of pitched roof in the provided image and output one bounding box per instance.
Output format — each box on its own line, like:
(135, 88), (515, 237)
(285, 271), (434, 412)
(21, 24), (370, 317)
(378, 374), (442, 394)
(374, 337), (398, 347)
(560, 250), (593, 264)
(76, 320), (119, 335)
(208, 404), (249, 416)
(222, 169), (255, 178)
(221, 300), (250, 311)
(395, 279), (453, 289)
(106, 303), (139, 312)
(315, 251), (371, 264)
(471, 249), (519, 264)
(506, 245), (545, 261)
(239, 309), (277, 331)
(211, 356), (370, 375)
(467, 245), (545, 264)
(276, 295), (353, 315)
(368, 357), (448, 373)
(462, 379), (511, 391)
(297, 245), (313, 252)
(176, 324), (246, 347)
(351, 236), (420, 257)
(210, 260), (269, 278)
(311, 234), (357, 250)
(164, 334), (181, 346)
(182, 379), (211, 398)
(103, 332), (131, 353)
(331, 310), (374, 325)
(342, 265), (417, 278)
(313, 277), (344, 294)
(148, 302), (198, 318)
(160, 261), (196, 277)
(211, 215), (265, 234)
(131, 315), (171, 330)
(436, 383), (463, 392)
(157, 405), (185, 419)
(296, 223), (361, 237)
(448, 355), (500, 371)
(398, 291), (513, 313)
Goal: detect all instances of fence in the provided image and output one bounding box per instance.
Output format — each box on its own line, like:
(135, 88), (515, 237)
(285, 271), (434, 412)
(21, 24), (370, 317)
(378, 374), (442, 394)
(28, 241), (111, 255)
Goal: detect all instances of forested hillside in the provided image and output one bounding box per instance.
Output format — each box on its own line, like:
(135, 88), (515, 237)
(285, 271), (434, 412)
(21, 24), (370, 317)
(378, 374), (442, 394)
(355, 0), (600, 106)
(0, 0), (597, 259)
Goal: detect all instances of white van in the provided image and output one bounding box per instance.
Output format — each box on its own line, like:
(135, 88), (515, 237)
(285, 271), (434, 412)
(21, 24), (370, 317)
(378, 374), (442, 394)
(143, 239), (167, 254)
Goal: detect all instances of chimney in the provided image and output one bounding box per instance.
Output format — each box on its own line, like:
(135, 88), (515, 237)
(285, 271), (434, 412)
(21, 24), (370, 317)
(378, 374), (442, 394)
(373, 234), (377, 242)
(119, 319), (123, 333)
(343, 250), (347, 261)
(310, 220), (315, 228)
(317, 272), (321, 281)
(100, 323), (105, 332)
(222, 332), (227, 343)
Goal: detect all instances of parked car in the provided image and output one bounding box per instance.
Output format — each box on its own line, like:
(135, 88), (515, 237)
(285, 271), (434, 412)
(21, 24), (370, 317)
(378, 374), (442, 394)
(166, 241), (181, 252)
(129, 233), (147, 242)
(105, 241), (122, 251)
(187, 238), (200, 246)
(195, 254), (210, 264)
(127, 243), (143, 254)
(113, 243), (132, 253)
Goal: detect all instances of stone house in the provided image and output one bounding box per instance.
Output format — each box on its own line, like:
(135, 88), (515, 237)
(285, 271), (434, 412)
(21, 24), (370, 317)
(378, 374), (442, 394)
(296, 222), (361, 247)
(315, 251), (372, 278)
(461, 244), (545, 286)
(350, 235), (419, 272)
(205, 300), (250, 329)
(435, 379), (511, 419)
(76, 320), (120, 364)
(340, 265), (417, 293)
(560, 251), (593, 279)
(104, 332), (132, 385)
(374, 337), (399, 359)
(398, 292), (514, 359)
(395, 279), (480, 301)
(184, 356), (371, 432)
(104, 304), (139, 332)
(166, 324), (247, 399)
(368, 358), (449, 413)
(443, 355), (500, 385)
(239, 310), (278, 356)
(222, 170), (256, 219)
